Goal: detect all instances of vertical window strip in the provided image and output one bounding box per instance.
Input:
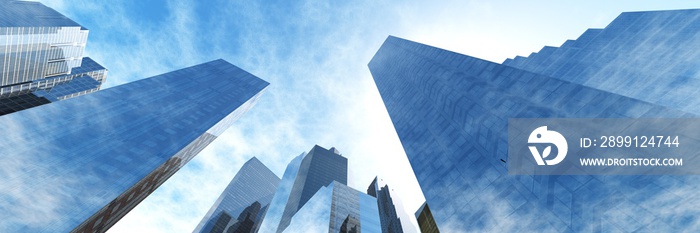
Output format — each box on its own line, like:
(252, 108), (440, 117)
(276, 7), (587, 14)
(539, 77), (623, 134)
(23, 27), (31, 83)
(12, 27), (19, 85)
(2, 27), (8, 86)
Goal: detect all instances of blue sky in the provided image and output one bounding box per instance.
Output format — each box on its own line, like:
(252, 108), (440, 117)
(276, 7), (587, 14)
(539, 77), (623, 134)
(38, 0), (700, 232)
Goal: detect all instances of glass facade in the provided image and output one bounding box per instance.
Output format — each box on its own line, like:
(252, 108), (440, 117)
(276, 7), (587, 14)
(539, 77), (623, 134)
(0, 1), (108, 115)
(285, 181), (381, 233)
(193, 157), (281, 233)
(366, 177), (404, 233)
(414, 203), (439, 233)
(0, 0), (88, 85)
(369, 32), (699, 231)
(258, 152), (306, 233)
(504, 9), (700, 115)
(0, 59), (269, 232)
(258, 145), (382, 233)
(0, 57), (107, 115)
(277, 145), (349, 232)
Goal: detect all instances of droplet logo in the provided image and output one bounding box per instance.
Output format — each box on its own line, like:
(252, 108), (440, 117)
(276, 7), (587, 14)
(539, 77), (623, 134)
(528, 126), (568, 165)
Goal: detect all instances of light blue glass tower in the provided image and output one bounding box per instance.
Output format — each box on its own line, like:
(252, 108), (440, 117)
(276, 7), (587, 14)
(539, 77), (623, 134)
(0, 59), (268, 232)
(0, 0), (107, 115)
(257, 152), (305, 233)
(194, 157), (280, 233)
(259, 145), (383, 232)
(285, 181), (381, 233)
(369, 31), (699, 232)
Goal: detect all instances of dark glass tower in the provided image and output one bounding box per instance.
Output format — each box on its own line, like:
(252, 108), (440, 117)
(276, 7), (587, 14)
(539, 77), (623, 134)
(0, 0), (108, 115)
(0, 59), (268, 232)
(414, 203), (439, 233)
(194, 157), (280, 233)
(367, 177), (404, 233)
(369, 32), (699, 232)
(277, 145), (348, 232)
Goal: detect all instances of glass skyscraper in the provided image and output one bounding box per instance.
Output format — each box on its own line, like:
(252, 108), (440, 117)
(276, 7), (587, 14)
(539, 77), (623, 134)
(0, 0), (107, 115)
(257, 145), (384, 232)
(369, 10), (700, 232)
(0, 57), (107, 115)
(194, 157), (280, 233)
(0, 59), (268, 232)
(367, 177), (404, 233)
(285, 181), (381, 233)
(257, 153), (305, 233)
(414, 203), (439, 233)
(277, 145), (349, 232)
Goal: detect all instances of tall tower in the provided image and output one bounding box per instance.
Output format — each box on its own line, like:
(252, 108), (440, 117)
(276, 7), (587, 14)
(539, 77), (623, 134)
(257, 153), (306, 233)
(367, 177), (404, 233)
(0, 0), (107, 115)
(194, 157), (280, 233)
(277, 145), (348, 232)
(0, 59), (268, 232)
(284, 181), (381, 232)
(414, 203), (439, 233)
(369, 32), (699, 232)
(257, 146), (389, 232)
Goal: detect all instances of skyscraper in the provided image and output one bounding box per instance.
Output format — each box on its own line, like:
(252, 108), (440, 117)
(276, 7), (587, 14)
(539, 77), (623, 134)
(194, 157), (280, 233)
(0, 57), (107, 115)
(369, 31), (699, 232)
(285, 181), (381, 233)
(414, 203), (439, 233)
(0, 59), (268, 232)
(367, 177), (404, 233)
(257, 153), (306, 233)
(277, 145), (348, 232)
(256, 145), (391, 232)
(0, 0), (107, 115)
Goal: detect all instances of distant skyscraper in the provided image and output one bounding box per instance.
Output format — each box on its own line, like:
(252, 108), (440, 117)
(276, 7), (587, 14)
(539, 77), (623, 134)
(285, 181), (381, 233)
(0, 0), (107, 115)
(194, 157), (280, 233)
(277, 145), (348, 232)
(257, 153), (305, 233)
(369, 32), (698, 232)
(414, 203), (439, 233)
(0, 59), (268, 232)
(367, 177), (404, 233)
